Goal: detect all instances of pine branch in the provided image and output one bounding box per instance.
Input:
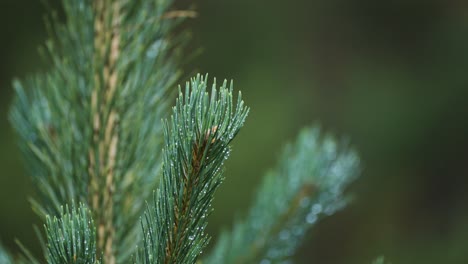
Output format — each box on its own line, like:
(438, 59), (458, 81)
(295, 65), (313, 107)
(44, 203), (98, 264)
(138, 74), (249, 264)
(7, 1), (371, 263)
(9, 0), (189, 262)
(204, 127), (360, 264)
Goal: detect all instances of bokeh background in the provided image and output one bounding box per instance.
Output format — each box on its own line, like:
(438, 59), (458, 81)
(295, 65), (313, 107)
(1, 1), (468, 263)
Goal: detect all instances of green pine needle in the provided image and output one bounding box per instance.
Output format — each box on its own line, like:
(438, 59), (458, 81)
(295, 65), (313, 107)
(204, 127), (360, 264)
(9, 0), (189, 261)
(138, 74), (249, 264)
(45, 203), (97, 264)
(6, 0), (374, 263)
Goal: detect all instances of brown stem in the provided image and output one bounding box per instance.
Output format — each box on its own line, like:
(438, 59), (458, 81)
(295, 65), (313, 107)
(164, 136), (209, 264)
(88, 1), (121, 263)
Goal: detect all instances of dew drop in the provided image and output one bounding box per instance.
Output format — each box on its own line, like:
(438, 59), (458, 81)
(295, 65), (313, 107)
(311, 204), (322, 215)
(306, 212), (317, 224)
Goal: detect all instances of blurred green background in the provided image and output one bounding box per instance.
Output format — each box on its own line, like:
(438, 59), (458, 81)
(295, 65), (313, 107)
(1, 0), (468, 263)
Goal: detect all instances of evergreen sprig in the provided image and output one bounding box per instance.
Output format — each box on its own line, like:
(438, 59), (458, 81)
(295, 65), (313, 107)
(138, 75), (249, 264)
(44, 203), (97, 264)
(6, 0), (372, 263)
(204, 127), (360, 264)
(9, 0), (190, 262)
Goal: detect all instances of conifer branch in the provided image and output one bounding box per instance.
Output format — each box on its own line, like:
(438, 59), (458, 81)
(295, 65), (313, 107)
(44, 203), (98, 264)
(9, 0), (189, 261)
(204, 127), (360, 264)
(138, 75), (249, 264)
(7, 1), (372, 263)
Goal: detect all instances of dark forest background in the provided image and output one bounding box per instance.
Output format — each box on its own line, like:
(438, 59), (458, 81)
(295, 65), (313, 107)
(1, 1), (468, 263)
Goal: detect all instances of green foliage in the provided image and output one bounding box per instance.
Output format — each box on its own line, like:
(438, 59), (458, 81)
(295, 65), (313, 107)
(204, 127), (360, 264)
(6, 0), (368, 263)
(9, 0), (188, 261)
(44, 203), (97, 264)
(137, 75), (249, 263)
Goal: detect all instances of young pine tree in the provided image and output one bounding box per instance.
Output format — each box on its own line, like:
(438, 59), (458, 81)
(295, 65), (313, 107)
(3, 0), (361, 263)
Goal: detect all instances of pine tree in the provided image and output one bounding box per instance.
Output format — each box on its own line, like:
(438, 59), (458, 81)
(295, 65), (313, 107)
(5, 0), (362, 263)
